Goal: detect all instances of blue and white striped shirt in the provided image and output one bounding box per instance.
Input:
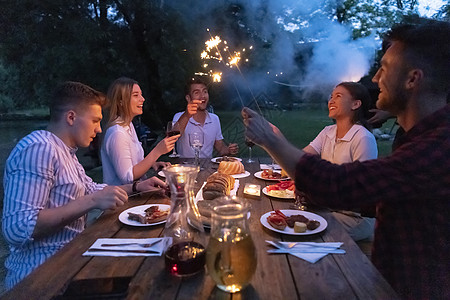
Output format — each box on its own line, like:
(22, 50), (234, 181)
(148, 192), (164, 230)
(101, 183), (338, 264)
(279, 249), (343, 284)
(2, 130), (106, 289)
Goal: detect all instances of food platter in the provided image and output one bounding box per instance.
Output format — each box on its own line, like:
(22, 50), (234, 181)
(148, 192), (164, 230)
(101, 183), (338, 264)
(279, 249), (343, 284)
(260, 210), (327, 235)
(118, 204), (170, 227)
(211, 156), (242, 163)
(195, 180), (240, 203)
(254, 171), (290, 181)
(262, 187), (295, 199)
(195, 181), (247, 228)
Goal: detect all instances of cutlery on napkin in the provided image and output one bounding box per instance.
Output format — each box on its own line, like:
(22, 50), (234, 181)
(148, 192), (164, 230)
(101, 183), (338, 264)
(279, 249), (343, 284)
(260, 164), (281, 170)
(83, 238), (167, 257)
(266, 240), (345, 263)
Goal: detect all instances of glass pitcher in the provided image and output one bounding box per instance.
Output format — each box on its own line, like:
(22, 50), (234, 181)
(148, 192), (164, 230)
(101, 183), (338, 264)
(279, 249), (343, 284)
(206, 196), (257, 293)
(163, 164), (206, 277)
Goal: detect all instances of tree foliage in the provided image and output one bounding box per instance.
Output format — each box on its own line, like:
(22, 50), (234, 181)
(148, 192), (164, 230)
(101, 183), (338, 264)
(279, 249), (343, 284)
(0, 0), (446, 126)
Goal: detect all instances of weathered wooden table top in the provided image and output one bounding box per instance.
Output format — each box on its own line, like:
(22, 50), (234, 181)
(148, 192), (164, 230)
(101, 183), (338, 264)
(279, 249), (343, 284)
(2, 158), (398, 299)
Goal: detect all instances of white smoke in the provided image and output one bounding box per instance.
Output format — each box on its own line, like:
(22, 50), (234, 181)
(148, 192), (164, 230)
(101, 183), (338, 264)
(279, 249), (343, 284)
(166, 0), (380, 102)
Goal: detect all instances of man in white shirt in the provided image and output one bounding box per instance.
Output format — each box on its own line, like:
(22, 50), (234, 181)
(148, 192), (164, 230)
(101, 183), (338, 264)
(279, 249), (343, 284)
(2, 81), (165, 289)
(173, 77), (239, 158)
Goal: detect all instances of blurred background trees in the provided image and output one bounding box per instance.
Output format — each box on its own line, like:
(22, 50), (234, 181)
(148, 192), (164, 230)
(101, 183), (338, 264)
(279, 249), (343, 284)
(0, 0), (447, 128)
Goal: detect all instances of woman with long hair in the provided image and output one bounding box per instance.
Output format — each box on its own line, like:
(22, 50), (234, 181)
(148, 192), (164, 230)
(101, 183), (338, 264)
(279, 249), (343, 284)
(101, 77), (179, 185)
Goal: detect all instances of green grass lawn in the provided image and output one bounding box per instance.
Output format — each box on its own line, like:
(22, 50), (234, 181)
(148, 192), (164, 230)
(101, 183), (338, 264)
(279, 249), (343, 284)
(216, 108), (396, 158)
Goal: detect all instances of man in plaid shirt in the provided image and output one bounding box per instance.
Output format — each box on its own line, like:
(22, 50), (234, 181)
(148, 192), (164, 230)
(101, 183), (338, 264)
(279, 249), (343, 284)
(243, 19), (449, 299)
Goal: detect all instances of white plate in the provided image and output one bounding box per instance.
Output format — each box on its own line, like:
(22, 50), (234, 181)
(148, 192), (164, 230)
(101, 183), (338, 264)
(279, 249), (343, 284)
(231, 171), (250, 178)
(211, 157), (242, 163)
(119, 204), (170, 227)
(262, 187), (295, 199)
(260, 210), (327, 235)
(157, 170), (165, 177)
(211, 171), (250, 179)
(254, 171), (290, 181)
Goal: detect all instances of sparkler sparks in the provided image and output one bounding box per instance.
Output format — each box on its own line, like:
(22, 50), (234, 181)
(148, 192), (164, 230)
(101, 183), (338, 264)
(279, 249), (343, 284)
(198, 29), (252, 83)
(195, 29), (262, 115)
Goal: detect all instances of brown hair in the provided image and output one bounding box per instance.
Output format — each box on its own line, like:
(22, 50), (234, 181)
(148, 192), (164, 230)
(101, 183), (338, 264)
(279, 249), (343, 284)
(105, 77), (139, 127)
(50, 81), (105, 122)
(336, 82), (372, 131)
(184, 76), (209, 96)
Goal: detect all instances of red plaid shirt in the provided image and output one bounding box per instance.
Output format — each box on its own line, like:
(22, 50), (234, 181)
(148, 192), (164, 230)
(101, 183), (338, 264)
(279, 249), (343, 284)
(296, 104), (450, 299)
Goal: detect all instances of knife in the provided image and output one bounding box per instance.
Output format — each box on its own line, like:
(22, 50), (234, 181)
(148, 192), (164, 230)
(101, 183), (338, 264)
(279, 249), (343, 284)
(267, 249), (346, 254)
(87, 248), (160, 254)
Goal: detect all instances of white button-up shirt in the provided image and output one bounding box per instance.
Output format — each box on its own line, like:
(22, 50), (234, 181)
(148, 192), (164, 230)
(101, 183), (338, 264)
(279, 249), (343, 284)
(2, 130), (106, 289)
(101, 121), (144, 185)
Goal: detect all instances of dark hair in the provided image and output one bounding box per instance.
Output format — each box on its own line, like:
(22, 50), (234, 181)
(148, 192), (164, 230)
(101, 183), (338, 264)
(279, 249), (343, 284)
(337, 82), (372, 131)
(184, 76), (209, 96)
(50, 81), (105, 122)
(383, 19), (450, 96)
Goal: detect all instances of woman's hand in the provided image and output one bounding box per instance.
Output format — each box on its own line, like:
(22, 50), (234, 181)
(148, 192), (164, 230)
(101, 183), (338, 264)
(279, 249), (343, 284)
(136, 176), (167, 194)
(152, 161), (171, 171)
(155, 135), (179, 155)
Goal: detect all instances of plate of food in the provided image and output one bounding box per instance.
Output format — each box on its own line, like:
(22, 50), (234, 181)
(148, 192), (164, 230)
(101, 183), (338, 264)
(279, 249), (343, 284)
(119, 204), (170, 227)
(260, 210), (327, 235)
(262, 181), (295, 199)
(254, 169), (290, 181)
(211, 156), (242, 163)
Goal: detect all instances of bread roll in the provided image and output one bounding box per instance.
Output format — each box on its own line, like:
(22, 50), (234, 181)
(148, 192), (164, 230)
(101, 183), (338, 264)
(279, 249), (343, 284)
(218, 161), (244, 175)
(202, 173), (235, 200)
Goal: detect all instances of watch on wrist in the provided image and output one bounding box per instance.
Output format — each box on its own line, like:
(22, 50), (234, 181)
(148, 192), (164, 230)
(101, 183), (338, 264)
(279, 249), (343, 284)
(132, 181), (139, 193)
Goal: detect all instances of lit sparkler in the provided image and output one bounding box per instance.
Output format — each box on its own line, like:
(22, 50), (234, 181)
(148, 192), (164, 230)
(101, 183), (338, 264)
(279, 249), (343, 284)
(196, 29), (262, 114)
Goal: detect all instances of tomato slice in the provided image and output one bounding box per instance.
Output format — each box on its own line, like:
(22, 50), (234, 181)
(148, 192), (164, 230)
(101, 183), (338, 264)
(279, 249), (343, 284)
(274, 210), (287, 219)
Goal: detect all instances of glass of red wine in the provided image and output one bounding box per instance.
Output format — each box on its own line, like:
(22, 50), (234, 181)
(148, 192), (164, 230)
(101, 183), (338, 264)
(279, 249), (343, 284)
(167, 121), (180, 158)
(245, 138), (255, 163)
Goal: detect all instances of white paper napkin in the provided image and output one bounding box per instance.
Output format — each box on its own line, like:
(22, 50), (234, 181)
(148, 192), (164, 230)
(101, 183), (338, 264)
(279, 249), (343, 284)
(266, 241), (345, 263)
(260, 164), (281, 170)
(83, 238), (168, 257)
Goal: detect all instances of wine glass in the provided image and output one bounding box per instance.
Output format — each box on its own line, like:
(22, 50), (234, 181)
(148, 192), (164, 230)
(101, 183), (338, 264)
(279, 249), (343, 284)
(189, 131), (204, 166)
(270, 157), (277, 170)
(290, 189), (307, 211)
(245, 138), (255, 163)
(166, 121), (180, 158)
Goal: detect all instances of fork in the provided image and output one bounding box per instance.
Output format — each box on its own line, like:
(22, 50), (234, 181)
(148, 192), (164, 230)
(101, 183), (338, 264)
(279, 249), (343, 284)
(272, 241), (296, 249)
(101, 239), (162, 248)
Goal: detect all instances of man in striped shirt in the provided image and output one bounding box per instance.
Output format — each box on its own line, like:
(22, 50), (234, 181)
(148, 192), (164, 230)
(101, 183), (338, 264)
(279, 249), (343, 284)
(243, 20), (449, 299)
(2, 82), (165, 289)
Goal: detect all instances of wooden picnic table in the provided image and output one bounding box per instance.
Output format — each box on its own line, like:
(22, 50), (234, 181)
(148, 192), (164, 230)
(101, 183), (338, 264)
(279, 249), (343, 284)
(2, 158), (398, 299)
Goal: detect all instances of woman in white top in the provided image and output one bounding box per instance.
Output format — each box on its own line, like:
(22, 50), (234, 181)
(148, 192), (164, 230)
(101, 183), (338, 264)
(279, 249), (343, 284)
(101, 77), (179, 185)
(303, 82), (378, 241)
